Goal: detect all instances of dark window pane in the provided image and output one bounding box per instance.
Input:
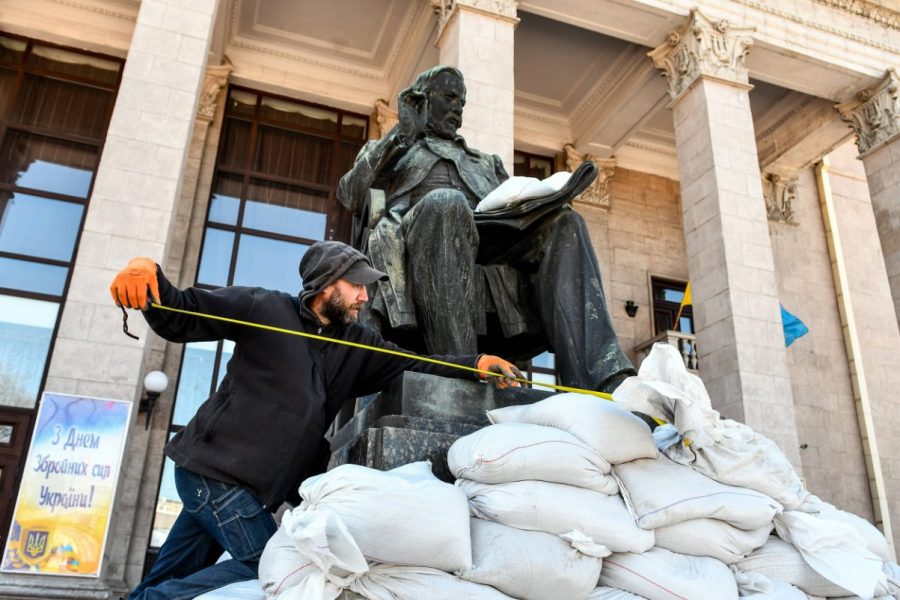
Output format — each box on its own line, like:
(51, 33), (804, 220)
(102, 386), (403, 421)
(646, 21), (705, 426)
(0, 37), (26, 64)
(0, 295), (59, 408)
(0, 67), (17, 116)
(341, 115), (367, 139)
(227, 90), (257, 116)
(26, 45), (120, 86)
(260, 97), (337, 133)
(0, 193), (83, 261)
(254, 125), (332, 184)
(529, 158), (553, 179)
(0, 257), (67, 295)
(0, 130), (97, 197)
(208, 175), (241, 225)
(9, 73), (114, 139)
(218, 119), (252, 170)
(244, 179), (327, 239)
(172, 341), (217, 426)
(196, 228), (234, 287)
(339, 141), (363, 175)
(0, 425), (11, 444)
(233, 235), (307, 292)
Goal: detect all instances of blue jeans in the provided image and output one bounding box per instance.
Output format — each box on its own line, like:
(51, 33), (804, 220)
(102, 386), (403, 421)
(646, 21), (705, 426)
(127, 467), (277, 600)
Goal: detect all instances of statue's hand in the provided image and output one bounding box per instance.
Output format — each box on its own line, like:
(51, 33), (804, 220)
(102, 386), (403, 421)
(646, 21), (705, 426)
(398, 87), (428, 143)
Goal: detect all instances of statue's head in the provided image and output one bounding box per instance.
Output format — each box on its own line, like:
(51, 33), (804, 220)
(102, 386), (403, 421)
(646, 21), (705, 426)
(412, 65), (466, 139)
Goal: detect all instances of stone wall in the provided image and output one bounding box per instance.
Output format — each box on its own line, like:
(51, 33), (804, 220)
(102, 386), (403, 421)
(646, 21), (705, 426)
(768, 162), (872, 520)
(826, 142), (900, 551)
(578, 167), (687, 364)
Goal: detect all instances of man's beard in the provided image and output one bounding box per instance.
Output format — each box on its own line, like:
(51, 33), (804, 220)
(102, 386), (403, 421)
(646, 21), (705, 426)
(321, 292), (360, 326)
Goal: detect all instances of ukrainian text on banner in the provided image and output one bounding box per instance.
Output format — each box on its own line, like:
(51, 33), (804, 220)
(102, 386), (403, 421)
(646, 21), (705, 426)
(1, 392), (131, 576)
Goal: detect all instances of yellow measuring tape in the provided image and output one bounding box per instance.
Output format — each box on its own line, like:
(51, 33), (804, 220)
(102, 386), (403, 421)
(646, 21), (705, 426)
(149, 303), (613, 401)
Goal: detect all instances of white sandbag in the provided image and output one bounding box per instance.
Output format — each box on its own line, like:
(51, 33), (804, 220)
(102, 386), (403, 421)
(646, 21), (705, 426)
(613, 453), (782, 531)
(654, 518), (773, 564)
(735, 536), (854, 597)
(458, 518), (606, 600)
(586, 587), (647, 599)
(458, 478), (654, 553)
(796, 495), (892, 562)
(448, 422), (618, 494)
(259, 509), (368, 600)
(774, 510), (889, 599)
(614, 344), (807, 510)
(348, 563), (514, 600)
(487, 393), (657, 464)
(598, 547), (738, 600)
(884, 561), (900, 597)
(196, 580), (265, 600)
(294, 462), (471, 571)
(732, 568), (809, 599)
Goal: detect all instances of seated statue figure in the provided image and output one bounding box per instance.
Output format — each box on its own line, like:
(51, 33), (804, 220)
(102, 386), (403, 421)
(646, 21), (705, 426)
(337, 65), (635, 392)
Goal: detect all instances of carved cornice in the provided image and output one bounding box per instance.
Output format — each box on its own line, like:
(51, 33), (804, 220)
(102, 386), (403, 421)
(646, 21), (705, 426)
(736, 0), (898, 53)
(755, 96), (816, 141)
(836, 69), (900, 155)
(374, 98), (399, 138)
(431, 0), (519, 39)
(814, 0), (899, 30)
(761, 172), (797, 224)
(649, 9), (755, 105)
(514, 106), (568, 127)
(197, 60), (233, 121)
(564, 144), (616, 208)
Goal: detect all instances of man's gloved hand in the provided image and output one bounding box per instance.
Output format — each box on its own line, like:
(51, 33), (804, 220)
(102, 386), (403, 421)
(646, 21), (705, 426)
(476, 355), (523, 389)
(109, 257), (159, 310)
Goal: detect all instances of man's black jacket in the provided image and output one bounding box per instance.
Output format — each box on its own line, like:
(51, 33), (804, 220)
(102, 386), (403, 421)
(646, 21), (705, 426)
(144, 266), (479, 510)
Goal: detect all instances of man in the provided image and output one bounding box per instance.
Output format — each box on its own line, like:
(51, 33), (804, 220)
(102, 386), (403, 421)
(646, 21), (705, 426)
(110, 241), (520, 599)
(338, 65), (635, 393)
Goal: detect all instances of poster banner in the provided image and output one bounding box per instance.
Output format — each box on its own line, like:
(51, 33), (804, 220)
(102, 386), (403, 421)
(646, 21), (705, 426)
(2, 392), (131, 577)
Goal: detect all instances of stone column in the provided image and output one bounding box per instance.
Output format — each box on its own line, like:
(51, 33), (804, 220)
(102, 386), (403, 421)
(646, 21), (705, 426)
(836, 69), (900, 330)
(433, 0), (517, 167)
(21, 1), (220, 596)
(650, 9), (803, 467)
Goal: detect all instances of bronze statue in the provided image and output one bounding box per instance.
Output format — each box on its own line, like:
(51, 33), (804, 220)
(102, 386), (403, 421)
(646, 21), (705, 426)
(337, 65), (634, 392)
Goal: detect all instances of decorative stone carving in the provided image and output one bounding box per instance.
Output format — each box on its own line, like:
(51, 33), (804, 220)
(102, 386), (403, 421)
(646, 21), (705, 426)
(814, 0), (899, 30)
(761, 172), (797, 224)
(564, 144), (616, 208)
(197, 60), (233, 121)
(431, 0), (518, 36)
(649, 8), (755, 105)
(374, 98), (399, 139)
(836, 69), (900, 155)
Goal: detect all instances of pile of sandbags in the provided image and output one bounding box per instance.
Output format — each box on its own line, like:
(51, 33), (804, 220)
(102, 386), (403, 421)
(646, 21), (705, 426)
(448, 402), (658, 600)
(226, 342), (898, 600)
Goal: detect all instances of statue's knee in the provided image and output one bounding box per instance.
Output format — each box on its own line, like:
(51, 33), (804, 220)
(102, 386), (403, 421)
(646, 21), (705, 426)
(417, 189), (471, 217)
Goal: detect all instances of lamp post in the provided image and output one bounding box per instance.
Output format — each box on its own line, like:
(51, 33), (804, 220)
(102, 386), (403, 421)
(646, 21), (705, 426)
(139, 370), (169, 430)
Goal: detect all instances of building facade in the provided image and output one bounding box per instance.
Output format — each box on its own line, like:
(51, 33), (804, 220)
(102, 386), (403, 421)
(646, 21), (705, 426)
(0, 0), (898, 596)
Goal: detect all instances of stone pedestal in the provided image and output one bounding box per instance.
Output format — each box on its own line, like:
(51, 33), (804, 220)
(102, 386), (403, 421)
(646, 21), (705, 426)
(329, 372), (551, 482)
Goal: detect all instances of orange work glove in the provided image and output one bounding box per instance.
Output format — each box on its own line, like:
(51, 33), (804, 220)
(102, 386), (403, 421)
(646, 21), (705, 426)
(476, 355), (523, 389)
(109, 257), (159, 310)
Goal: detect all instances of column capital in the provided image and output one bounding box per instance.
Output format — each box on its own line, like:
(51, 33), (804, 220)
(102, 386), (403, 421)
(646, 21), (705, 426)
(374, 98), (399, 139)
(197, 59), (233, 122)
(761, 171), (798, 224)
(564, 144), (616, 209)
(836, 69), (900, 156)
(649, 8), (755, 106)
(431, 0), (518, 38)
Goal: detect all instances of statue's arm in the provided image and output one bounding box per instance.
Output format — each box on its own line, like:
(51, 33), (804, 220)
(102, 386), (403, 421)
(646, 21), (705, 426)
(493, 153), (510, 185)
(337, 129), (408, 216)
